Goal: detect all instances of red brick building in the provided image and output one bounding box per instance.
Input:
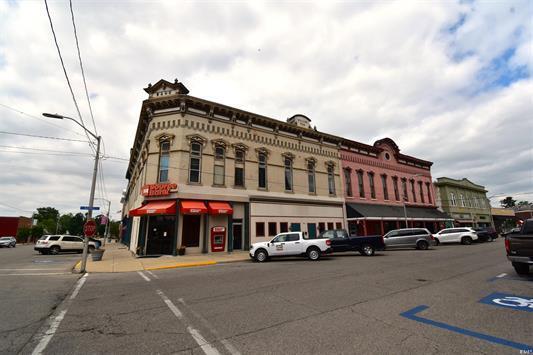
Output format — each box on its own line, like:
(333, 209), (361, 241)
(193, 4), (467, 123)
(340, 138), (451, 236)
(0, 216), (32, 238)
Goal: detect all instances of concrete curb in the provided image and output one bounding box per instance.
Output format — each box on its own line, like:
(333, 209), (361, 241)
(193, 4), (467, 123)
(144, 261), (217, 270)
(72, 261), (81, 273)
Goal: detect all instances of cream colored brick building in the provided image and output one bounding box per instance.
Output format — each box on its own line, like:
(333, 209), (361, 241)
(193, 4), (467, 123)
(123, 79), (345, 255)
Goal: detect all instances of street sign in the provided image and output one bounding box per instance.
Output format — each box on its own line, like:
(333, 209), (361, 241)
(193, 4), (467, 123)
(80, 206), (100, 210)
(83, 219), (97, 237)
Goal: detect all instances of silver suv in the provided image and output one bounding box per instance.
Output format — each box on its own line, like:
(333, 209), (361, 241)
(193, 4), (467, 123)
(0, 236), (16, 248)
(383, 228), (435, 250)
(434, 227), (479, 245)
(35, 235), (98, 255)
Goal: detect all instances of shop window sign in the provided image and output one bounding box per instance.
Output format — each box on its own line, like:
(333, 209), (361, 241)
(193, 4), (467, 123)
(141, 183), (177, 197)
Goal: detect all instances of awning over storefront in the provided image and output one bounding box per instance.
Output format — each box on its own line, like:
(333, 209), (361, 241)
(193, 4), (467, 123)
(346, 202), (452, 220)
(180, 200), (208, 214)
(207, 202), (233, 215)
(130, 200), (176, 216)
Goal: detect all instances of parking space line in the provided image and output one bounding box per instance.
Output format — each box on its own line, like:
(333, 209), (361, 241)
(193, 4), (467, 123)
(496, 273), (507, 278)
(155, 290), (220, 355)
(400, 305), (533, 351)
(146, 270), (159, 279)
(31, 274), (89, 355)
(0, 272), (72, 276)
(137, 271), (151, 282)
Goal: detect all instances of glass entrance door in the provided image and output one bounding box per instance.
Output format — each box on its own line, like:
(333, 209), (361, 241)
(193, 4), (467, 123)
(233, 219), (243, 250)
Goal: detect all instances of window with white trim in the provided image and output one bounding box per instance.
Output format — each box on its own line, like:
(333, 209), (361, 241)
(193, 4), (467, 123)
(158, 141), (170, 183)
(189, 142), (202, 183)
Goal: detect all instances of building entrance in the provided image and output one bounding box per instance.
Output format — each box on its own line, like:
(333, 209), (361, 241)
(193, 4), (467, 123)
(145, 215), (175, 255)
(182, 215), (201, 247)
(232, 219), (243, 250)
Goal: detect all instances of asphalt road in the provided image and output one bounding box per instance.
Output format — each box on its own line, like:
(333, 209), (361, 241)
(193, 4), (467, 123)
(0, 245), (80, 355)
(10, 239), (533, 355)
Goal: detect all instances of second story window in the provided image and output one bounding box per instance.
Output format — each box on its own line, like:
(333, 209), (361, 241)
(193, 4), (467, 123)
(460, 193), (465, 207)
(234, 149), (245, 187)
(258, 152), (267, 189)
(344, 168), (353, 197)
(357, 170), (365, 198)
(213, 145), (225, 186)
(307, 161), (316, 194)
(284, 157), (293, 192)
(401, 178), (408, 201)
(368, 172), (376, 199)
(327, 163), (336, 195)
(392, 176), (400, 201)
(410, 179), (417, 202)
(426, 182), (432, 204)
(450, 192), (456, 206)
(418, 181), (425, 203)
(381, 174), (389, 200)
(158, 141), (170, 183)
(189, 142), (202, 183)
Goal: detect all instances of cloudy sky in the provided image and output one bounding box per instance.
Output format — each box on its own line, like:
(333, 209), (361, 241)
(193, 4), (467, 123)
(0, 0), (531, 219)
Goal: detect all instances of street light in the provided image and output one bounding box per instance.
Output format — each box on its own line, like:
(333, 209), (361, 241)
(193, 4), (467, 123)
(403, 173), (424, 228)
(43, 112), (101, 273)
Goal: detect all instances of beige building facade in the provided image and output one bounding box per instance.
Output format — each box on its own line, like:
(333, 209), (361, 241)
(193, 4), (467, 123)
(122, 79), (345, 255)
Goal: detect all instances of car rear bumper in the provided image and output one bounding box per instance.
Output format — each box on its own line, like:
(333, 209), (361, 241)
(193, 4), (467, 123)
(322, 247), (332, 254)
(34, 246), (48, 251)
(507, 255), (533, 264)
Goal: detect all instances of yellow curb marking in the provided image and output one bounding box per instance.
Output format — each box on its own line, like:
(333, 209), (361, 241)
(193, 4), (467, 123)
(73, 261), (81, 270)
(145, 261), (217, 271)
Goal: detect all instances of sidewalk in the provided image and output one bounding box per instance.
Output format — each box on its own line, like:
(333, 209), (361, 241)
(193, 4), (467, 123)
(73, 242), (251, 273)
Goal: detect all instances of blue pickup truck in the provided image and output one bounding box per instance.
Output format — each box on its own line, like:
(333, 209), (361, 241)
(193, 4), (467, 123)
(318, 229), (385, 256)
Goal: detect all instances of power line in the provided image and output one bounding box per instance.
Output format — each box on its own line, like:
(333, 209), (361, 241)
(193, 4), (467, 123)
(0, 144), (94, 156)
(0, 202), (34, 214)
(69, 0), (98, 137)
(0, 103), (86, 137)
(43, 0), (95, 154)
(0, 149), (93, 157)
(0, 130), (91, 143)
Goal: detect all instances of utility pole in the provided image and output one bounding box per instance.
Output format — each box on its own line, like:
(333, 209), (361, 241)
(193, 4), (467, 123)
(43, 112), (101, 273)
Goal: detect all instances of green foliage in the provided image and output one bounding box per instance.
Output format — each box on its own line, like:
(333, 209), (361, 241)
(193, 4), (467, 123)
(32, 207), (60, 233)
(109, 221), (119, 237)
(500, 196), (516, 208)
(17, 227), (31, 242)
(517, 200), (531, 207)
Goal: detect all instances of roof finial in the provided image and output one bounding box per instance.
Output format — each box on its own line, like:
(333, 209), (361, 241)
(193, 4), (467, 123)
(174, 78), (178, 84)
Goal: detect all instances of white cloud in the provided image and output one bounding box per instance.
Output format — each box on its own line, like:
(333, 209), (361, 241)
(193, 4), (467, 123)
(0, 0), (531, 218)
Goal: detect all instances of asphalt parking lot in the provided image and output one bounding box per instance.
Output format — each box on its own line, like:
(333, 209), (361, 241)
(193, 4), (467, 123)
(13, 238), (532, 354)
(0, 245), (80, 354)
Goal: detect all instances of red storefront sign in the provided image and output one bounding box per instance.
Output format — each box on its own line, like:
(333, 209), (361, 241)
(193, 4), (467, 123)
(141, 183), (177, 197)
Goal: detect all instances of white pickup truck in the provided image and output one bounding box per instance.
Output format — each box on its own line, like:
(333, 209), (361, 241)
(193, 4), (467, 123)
(249, 232), (332, 262)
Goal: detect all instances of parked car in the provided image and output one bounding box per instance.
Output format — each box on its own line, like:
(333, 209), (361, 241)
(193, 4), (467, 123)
(0, 236), (16, 248)
(473, 227), (498, 242)
(505, 218), (533, 275)
(318, 229), (385, 256)
(382, 228), (435, 250)
(434, 227), (479, 245)
(249, 231), (331, 262)
(35, 235), (99, 255)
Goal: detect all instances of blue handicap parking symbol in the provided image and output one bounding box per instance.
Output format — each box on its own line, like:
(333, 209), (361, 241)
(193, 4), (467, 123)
(479, 292), (533, 313)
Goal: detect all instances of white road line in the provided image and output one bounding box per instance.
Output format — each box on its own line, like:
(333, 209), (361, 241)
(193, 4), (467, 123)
(31, 274), (89, 355)
(0, 268), (66, 271)
(137, 271), (151, 282)
(31, 310), (67, 355)
(179, 298), (241, 355)
(70, 273), (88, 300)
(156, 290), (220, 355)
(496, 273), (507, 278)
(146, 270), (159, 279)
(0, 273), (71, 276)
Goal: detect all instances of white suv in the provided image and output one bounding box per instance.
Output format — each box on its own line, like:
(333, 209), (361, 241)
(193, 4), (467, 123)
(35, 235), (98, 255)
(434, 227), (479, 245)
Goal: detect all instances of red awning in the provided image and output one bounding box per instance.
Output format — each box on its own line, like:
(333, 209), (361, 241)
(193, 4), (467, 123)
(129, 200), (176, 216)
(180, 201), (208, 214)
(207, 202), (233, 215)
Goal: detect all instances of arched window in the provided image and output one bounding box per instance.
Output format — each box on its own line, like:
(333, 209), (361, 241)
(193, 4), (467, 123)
(392, 176), (400, 201)
(450, 192), (456, 206)
(401, 178), (408, 201)
(410, 179), (417, 202)
(381, 174), (389, 200)
(357, 170), (365, 198)
(158, 140), (170, 183)
(284, 157), (293, 192)
(368, 172), (376, 199)
(307, 160), (316, 194)
(418, 181), (424, 203)
(213, 145), (225, 186)
(460, 193), (465, 207)
(189, 142), (202, 183)
(344, 168), (353, 197)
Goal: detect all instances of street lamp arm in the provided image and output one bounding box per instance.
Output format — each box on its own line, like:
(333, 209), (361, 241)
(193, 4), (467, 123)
(42, 113), (99, 140)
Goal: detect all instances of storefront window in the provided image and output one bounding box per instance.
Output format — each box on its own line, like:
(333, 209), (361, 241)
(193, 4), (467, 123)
(280, 222), (288, 233)
(284, 157), (293, 191)
(256, 222), (265, 237)
(258, 153), (267, 189)
(268, 222), (277, 236)
(344, 168), (353, 197)
(158, 141), (170, 183)
(189, 142), (202, 183)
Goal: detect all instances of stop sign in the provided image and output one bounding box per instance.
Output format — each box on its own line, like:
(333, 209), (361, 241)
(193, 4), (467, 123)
(83, 219), (97, 237)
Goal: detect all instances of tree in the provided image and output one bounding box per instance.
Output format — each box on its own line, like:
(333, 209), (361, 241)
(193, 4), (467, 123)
(500, 197), (516, 208)
(32, 207), (60, 233)
(17, 227), (31, 243)
(517, 200), (531, 207)
(109, 221), (120, 238)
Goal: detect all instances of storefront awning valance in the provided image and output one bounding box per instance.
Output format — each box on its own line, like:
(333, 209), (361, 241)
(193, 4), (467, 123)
(207, 202), (233, 215)
(180, 201), (208, 214)
(346, 202), (452, 220)
(130, 200), (176, 216)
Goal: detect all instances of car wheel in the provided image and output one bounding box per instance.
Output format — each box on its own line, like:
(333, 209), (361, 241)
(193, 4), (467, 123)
(50, 246), (60, 255)
(254, 249), (268, 262)
(512, 262), (530, 275)
(417, 241), (429, 250)
(360, 244), (375, 256)
(461, 236), (472, 245)
(307, 247), (321, 261)
(88, 246), (95, 253)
